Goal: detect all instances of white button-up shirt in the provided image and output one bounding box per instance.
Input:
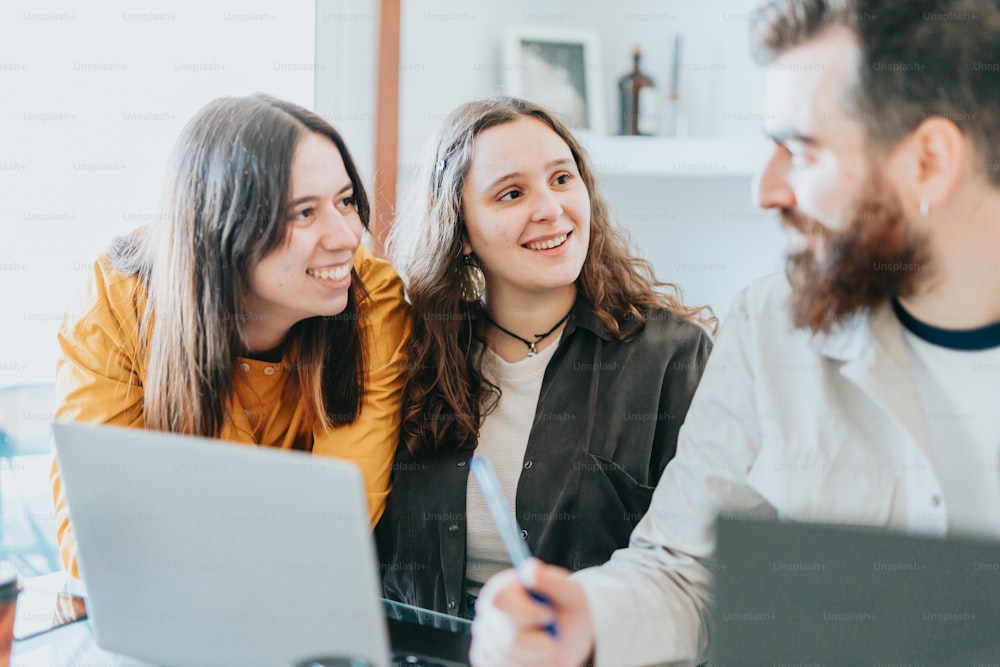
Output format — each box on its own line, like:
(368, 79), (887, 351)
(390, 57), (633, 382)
(573, 273), (982, 666)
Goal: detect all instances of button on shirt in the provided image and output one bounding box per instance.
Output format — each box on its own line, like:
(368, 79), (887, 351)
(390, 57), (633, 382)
(233, 357), (286, 443)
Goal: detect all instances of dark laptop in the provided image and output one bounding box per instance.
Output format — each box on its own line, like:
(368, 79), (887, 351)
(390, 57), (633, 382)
(709, 518), (1000, 666)
(384, 600), (470, 667)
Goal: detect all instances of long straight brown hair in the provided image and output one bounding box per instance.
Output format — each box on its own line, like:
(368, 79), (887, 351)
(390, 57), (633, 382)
(113, 94), (370, 438)
(388, 97), (715, 459)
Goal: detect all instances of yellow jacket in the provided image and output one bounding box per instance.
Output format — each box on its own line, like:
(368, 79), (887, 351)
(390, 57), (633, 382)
(51, 245), (410, 577)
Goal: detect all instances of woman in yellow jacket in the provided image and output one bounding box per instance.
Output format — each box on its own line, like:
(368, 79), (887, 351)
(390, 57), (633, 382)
(51, 94), (409, 577)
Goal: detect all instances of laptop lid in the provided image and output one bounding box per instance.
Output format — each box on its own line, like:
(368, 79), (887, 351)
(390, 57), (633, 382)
(52, 422), (391, 667)
(710, 518), (1000, 665)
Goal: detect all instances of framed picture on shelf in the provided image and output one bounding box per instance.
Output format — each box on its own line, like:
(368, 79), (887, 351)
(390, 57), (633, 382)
(503, 27), (604, 134)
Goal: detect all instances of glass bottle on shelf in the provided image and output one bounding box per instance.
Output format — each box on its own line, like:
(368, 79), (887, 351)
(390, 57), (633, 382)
(618, 46), (654, 136)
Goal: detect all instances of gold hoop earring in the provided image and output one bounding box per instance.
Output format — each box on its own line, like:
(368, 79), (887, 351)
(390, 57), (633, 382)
(457, 253), (485, 303)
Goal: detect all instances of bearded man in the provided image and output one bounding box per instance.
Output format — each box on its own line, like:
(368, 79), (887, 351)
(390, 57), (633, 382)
(469, 1), (1000, 665)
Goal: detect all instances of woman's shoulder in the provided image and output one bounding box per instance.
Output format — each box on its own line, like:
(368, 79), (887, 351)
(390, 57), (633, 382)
(75, 252), (147, 322)
(60, 250), (149, 362)
(627, 306), (714, 351)
(353, 244), (406, 306)
(353, 243), (403, 291)
(352, 243), (410, 345)
(96, 251), (143, 287)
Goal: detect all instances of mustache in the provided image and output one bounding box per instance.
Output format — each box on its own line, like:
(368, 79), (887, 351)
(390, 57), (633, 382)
(780, 208), (823, 237)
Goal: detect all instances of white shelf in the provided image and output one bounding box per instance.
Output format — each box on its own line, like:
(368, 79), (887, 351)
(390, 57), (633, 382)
(398, 135), (771, 182)
(577, 135), (771, 177)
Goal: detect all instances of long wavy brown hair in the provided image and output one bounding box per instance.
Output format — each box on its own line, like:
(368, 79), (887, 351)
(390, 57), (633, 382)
(388, 96), (715, 459)
(112, 94), (369, 438)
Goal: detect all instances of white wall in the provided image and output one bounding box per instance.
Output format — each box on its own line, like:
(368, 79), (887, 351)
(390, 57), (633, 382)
(396, 0), (767, 148)
(0, 1), (316, 387)
(313, 0), (380, 189)
(1, 1), (791, 388)
(599, 175), (784, 319)
(315, 0), (788, 325)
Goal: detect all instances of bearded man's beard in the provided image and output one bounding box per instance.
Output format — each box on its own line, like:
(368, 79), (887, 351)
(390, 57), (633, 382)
(784, 180), (932, 334)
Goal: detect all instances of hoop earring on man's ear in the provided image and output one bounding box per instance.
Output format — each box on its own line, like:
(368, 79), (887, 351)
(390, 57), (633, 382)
(919, 199), (930, 218)
(457, 253), (486, 303)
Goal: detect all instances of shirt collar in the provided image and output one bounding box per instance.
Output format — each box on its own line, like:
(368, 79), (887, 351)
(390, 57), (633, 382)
(563, 294), (642, 343)
(807, 301), (900, 362)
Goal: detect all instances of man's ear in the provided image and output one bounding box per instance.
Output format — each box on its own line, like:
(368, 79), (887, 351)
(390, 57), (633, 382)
(909, 116), (967, 212)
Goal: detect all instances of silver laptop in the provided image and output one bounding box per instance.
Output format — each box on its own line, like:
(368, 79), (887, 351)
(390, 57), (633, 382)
(53, 421), (393, 667)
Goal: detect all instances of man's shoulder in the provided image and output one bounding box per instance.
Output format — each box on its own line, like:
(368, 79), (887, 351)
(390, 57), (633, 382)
(729, 271), (884, 362)
(734, 271), (792, 314)
(723, 271), (795, 336)
(711, 271), (841, 371)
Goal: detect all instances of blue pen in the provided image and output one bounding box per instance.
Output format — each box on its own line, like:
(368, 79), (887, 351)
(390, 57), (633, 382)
(469, 455), (559, 638)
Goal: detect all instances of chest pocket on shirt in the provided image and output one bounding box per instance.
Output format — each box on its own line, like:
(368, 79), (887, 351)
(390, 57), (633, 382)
(578, 454), (656, 531)
(746, 435), (896, 528)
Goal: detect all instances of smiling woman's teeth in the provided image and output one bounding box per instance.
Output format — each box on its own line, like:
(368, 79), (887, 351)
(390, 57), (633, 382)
(308, 265), (351, 281)
(526, 233), (568, 251)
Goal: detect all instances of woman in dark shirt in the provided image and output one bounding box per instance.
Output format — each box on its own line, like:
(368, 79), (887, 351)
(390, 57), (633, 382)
(377, 96), (715, 618)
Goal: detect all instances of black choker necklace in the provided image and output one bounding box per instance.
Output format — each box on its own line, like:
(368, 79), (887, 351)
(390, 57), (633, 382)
(483, 311), (571, 357)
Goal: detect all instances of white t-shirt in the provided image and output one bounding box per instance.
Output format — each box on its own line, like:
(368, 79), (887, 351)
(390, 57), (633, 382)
(464, 341), (559, 594)
(895, 301), (1000, 538)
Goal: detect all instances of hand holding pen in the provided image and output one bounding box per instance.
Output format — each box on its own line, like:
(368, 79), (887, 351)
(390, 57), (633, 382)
(468, 456), (599, 666)
(469, 557), (597, 666)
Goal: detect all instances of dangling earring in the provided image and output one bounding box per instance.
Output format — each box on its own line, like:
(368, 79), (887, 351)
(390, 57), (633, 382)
(919, 199), (930, 218)
(456, 253), (485, 303)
